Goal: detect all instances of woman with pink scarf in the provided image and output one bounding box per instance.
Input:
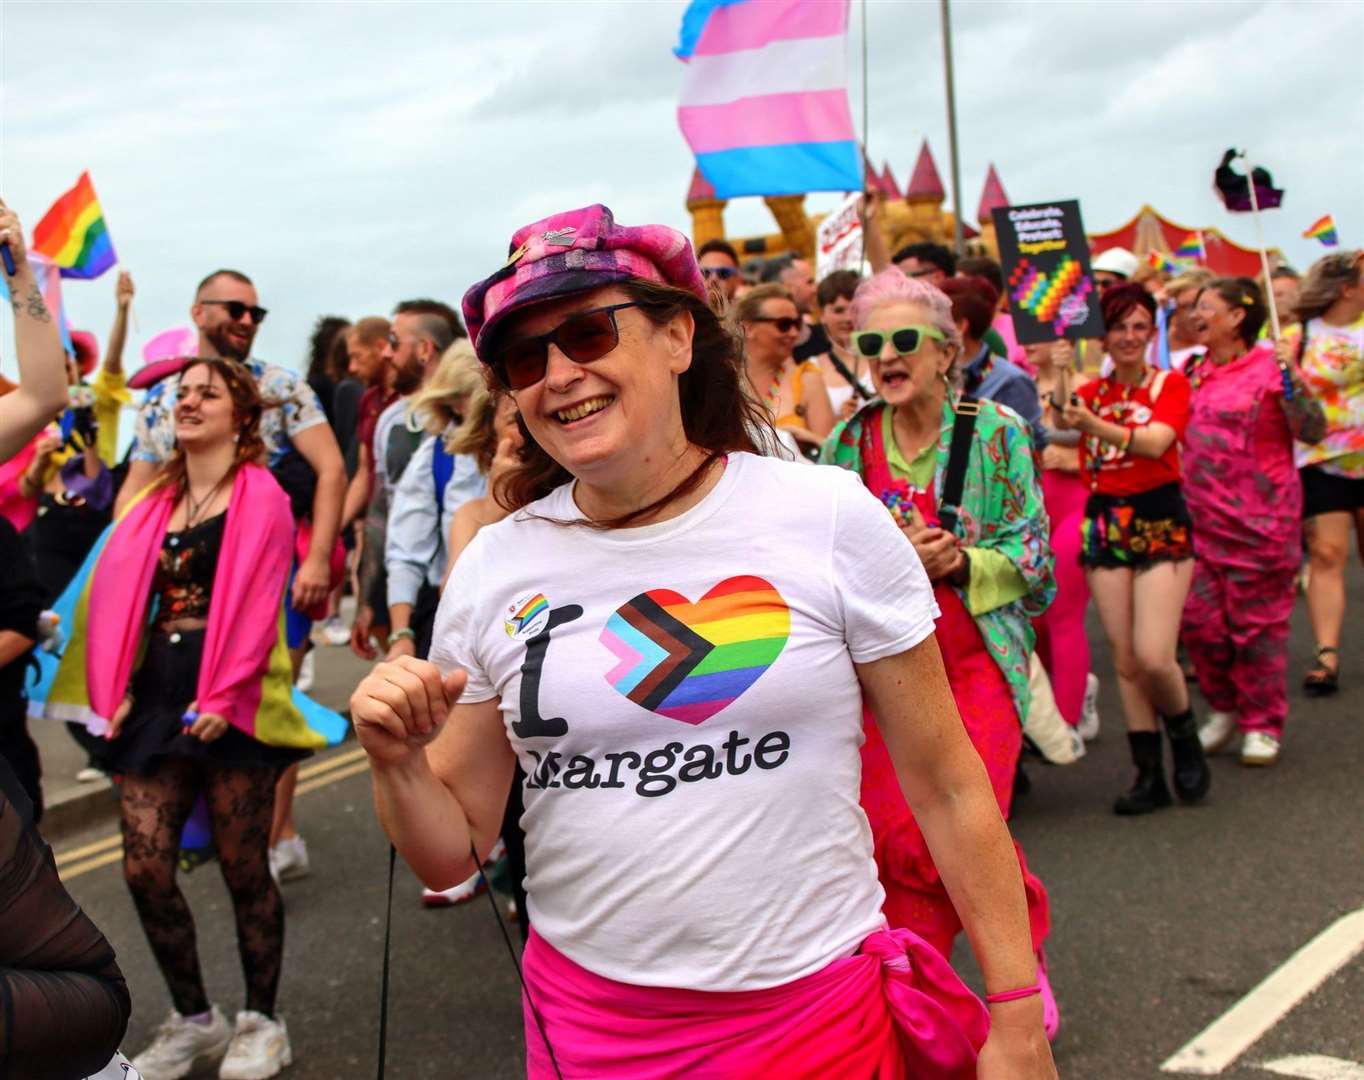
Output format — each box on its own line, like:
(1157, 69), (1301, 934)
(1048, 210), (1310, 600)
(46, 358), (324, 1078)
(352, 206), (1056, 1079)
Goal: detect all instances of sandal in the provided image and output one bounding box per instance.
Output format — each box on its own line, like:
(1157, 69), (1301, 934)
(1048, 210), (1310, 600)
(1303, 646), (1339, 696)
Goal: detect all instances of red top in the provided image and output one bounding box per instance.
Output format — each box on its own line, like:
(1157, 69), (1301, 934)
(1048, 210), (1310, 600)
(355, 386), (397, 490)
(1077, 369), (1190, 496)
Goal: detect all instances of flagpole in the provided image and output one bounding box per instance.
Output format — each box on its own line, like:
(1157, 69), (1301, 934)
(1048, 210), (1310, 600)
(1241, 150), (1280, 339)
(940, 0), (965, 257)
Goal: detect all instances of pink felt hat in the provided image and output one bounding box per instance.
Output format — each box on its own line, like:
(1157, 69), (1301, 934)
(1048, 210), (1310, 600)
(462, 204), (706, 363)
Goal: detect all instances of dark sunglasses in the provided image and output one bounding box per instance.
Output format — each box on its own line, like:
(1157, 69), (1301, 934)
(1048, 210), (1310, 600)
(492, 302), (639, 390)
(701, 266), (738, 280)
(853, 324), (947, 359)
(200, 299), (268, 324)
(749, 316), (801, 334)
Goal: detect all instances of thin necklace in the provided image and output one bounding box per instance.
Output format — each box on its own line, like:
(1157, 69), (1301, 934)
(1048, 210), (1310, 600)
(184, 472), (230, 530)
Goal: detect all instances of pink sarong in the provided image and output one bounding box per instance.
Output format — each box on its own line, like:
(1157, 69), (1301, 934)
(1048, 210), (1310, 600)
(521, 927), (988, 1079)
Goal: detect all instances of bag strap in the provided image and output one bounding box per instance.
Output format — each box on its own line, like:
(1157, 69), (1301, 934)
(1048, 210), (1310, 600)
(431, 437), (454, 510)
(377, 845), (396, 1079)
(937, 395), (980, 535)
(826, 350), (874, 401)
(376, 838), (563, 1080)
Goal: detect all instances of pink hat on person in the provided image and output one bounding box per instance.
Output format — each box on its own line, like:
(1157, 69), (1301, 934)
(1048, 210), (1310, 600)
(70, 330), (99, 377)
(462, 204), (707, 363)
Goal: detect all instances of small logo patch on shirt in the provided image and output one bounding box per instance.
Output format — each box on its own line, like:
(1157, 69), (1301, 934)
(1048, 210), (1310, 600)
(505, 593), (552, 640)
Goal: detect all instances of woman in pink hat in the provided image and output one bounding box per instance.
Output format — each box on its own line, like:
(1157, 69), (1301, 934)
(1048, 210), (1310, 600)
(351, 206), (1056, 1079)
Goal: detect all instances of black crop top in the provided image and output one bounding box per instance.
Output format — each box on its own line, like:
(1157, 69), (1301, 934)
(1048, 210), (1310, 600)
(151, 512), (226, 629)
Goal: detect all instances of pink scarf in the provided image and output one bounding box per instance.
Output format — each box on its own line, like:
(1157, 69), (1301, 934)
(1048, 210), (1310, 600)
(522, 927), (988, 1078)
(85, 463), (293, 734)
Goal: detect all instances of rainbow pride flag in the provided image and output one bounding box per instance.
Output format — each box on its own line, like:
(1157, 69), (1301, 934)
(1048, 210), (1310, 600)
(1174, 232), (1205, 261)
(32, 171), (117, 280)
(675, 0), (860, 198)
(1147, 250), (1179, 274)
(1302, 214), (1339, 247)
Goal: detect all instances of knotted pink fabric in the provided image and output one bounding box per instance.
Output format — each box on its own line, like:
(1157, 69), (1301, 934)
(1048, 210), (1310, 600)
(522, 926), (988, 1079)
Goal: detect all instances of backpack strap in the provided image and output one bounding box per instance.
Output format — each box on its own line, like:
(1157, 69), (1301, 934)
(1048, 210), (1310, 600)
(431, 437), (454, 510)
(937, 395), (980, 536)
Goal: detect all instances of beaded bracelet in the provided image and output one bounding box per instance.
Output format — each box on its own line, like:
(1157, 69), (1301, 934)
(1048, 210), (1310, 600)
(985, 984), (1041, 1004)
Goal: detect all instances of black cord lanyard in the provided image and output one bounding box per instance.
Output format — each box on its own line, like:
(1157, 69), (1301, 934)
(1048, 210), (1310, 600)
(377, 843), (564, 1080)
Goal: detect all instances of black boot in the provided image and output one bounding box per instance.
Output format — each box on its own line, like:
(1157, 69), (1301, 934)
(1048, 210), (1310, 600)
(1114, 731), (1173, 816)
(1163, 708), (1211, 804)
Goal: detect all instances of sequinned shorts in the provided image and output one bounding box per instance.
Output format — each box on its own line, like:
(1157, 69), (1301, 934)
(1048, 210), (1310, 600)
(1081, 482), (1194, 570)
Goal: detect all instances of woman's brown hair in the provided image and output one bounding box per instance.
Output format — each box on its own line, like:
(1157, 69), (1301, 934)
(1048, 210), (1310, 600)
(1294, 250), (1363, 324)
(153, 357), (267, 495)
(493, 279), (769, 528)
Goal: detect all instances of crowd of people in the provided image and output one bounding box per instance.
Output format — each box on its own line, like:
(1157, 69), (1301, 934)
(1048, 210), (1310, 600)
(0, 183), (1360, 1078)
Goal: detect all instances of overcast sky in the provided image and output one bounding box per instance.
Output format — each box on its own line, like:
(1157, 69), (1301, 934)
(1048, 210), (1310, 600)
(2, 0), (1360, 382)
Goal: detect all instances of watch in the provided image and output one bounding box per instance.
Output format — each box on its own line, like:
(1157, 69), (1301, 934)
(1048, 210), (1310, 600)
(391, 627), (417, 642)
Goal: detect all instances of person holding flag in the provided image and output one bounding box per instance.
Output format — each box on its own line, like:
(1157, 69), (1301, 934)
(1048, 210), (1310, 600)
(0, 199), (68, 462)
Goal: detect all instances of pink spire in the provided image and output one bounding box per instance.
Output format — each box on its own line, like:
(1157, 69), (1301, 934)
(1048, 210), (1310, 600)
(687, 165), (717, 203)
(976, 163), (1009, 223)
(904, 139), (945, 202)
(880, 162), (902, 200)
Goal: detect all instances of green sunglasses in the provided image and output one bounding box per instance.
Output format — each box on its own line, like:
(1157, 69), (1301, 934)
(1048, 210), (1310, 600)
(853, 324), (947, 360)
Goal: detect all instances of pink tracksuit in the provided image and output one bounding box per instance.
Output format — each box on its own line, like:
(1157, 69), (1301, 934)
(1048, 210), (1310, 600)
(1181, 347), (1301, 737)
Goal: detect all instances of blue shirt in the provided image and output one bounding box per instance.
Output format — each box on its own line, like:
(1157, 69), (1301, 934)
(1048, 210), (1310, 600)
(962, 345), (1047, 449)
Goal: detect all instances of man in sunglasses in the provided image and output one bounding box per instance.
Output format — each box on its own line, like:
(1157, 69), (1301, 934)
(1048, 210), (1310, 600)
(696, 238), (742, 302)
(345, 299), (463, 662)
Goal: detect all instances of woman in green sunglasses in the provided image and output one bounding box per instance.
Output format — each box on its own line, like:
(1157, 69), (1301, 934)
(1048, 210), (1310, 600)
(821, 267), (1061, 1039)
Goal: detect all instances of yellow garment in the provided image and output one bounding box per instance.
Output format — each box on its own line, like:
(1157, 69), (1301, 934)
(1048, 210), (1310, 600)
(91, 367), (131, 466)
(881, 406), (1028, 616)
(774, 360), (823, 428)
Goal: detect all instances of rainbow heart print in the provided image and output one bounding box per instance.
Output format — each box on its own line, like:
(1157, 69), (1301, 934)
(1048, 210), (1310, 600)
(600, 576), (790, 724)
(1008, 256), (1095, 335)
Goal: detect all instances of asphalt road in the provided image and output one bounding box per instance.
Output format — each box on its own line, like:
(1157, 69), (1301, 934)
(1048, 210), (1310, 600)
(50, 565), (1364, 1079)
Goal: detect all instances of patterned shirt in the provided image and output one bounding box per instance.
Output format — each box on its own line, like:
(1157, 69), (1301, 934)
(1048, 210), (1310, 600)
(131, 357), (326, 467)
(1286, 317), (1364, 478)
(820, 397), (1055, 724)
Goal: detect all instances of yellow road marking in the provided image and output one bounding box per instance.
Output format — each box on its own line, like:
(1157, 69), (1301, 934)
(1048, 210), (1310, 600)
(55, 747), (373, 882)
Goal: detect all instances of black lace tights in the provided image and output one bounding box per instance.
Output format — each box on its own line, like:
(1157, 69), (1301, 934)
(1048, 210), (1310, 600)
(120, 758), (282, 1017)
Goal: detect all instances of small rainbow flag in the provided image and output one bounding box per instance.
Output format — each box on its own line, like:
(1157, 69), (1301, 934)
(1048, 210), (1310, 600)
(32, 171), (117, 280)
(1302, 215), (1339, 247)
(1147, 250), (1179, 274)
(1174, 232), (1205, 261)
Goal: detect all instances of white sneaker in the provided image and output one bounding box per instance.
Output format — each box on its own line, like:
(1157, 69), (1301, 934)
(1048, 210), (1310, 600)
(1199, 710), (1239, 753)
(321, 615), (350, 646)
(1240, 731), (1280, 767)
(132, 1006), (231, 1079)
(421, 838), (505, 907)
(1077, 673), (1101, 741)
(76, 765), (106, 783)
(218, 1011), (292, 1079)
(294, 650), (315, 693)
(269, 835), (310, 884)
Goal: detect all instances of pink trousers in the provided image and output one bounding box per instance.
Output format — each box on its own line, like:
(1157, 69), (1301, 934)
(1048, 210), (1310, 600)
(521, 927), (988, 1079)
(1181, 559), (1297, 737)
(1034, 469), (1091, 725)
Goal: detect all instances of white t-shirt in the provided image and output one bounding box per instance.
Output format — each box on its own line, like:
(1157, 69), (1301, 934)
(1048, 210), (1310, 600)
(431, 452), (939, 991)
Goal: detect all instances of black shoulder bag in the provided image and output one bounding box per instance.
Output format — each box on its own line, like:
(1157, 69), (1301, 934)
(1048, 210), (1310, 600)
(937, 395), (980, 536)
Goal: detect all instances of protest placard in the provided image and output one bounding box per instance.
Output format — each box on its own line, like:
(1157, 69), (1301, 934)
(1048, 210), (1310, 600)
(992, 199), (1105, 344)
(815, 193), (864, 281)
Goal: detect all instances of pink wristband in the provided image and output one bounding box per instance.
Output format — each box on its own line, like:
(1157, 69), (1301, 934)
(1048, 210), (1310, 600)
(985, 984), (1041, 1004)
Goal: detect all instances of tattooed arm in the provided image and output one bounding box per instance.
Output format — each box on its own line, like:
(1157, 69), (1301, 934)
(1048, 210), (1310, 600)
(0, 200), (67, 461)
(1274, 338), (1327, 444)
(1282, 382), (1327, 444)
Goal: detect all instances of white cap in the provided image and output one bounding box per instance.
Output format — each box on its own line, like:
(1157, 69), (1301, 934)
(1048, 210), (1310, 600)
(1091, 247), (1139, 279)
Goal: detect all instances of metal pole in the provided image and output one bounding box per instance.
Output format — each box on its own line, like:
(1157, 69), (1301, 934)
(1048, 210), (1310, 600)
(940, 0), (966, 256)
(1241, 150), (1280, 338)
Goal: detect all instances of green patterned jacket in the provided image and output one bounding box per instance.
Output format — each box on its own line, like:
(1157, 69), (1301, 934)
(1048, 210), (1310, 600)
(819, 396), (1055, 724)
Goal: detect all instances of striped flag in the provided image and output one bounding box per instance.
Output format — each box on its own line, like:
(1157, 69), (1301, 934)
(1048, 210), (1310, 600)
(1302, 215), (1339, 246)
(1174, 232), (1205, 260)
(675, 0), (861, 199)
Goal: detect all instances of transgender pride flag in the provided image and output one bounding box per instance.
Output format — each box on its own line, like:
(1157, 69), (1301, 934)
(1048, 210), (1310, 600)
(675, 0), (861, 199)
